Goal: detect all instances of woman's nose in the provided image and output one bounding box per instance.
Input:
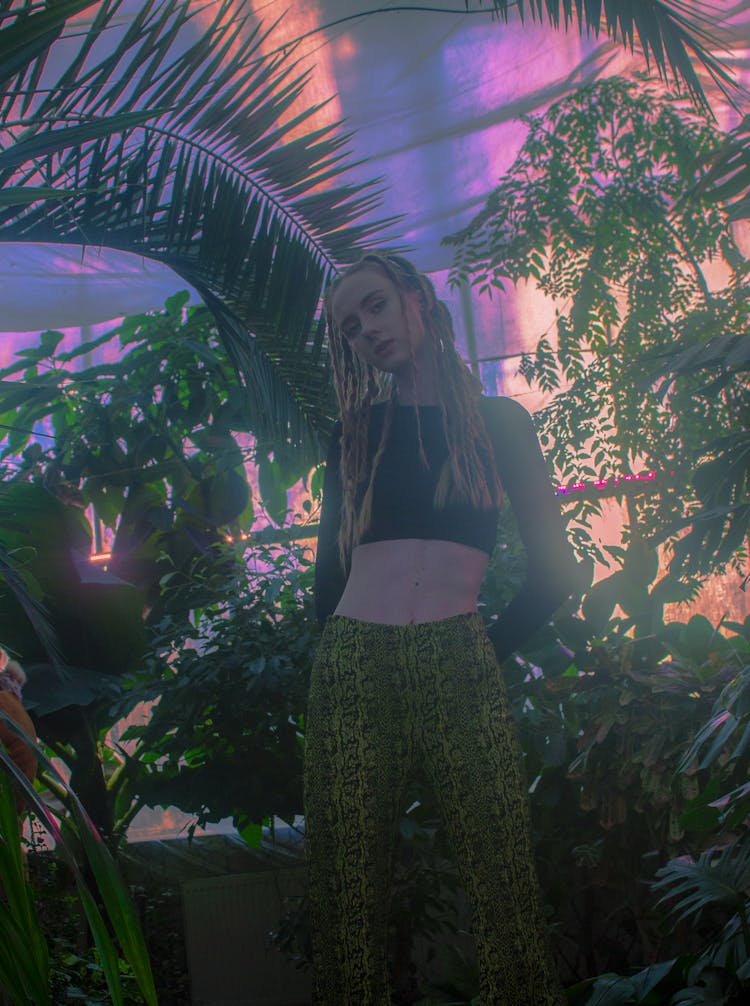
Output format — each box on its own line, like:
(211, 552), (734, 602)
(361, 317), (379, 340)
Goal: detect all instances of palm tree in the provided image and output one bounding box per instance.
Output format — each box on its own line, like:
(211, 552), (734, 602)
(0, 0), (394, 467)
(477, 1), (738, 115)
(0, 0), (738, 470)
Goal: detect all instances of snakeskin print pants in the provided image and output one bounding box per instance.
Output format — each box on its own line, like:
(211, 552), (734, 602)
(303, 612), (564, 1005)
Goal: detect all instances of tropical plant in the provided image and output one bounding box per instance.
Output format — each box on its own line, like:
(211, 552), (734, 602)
(693, 109), (750, 222)
(513, 618), (739, 983)
(0, 0), (393, 468)
(472, 1), (738, 114)
(679, 637), (750, 829)
(0, 718), (158, 1006)
(460, 509), (750, 994)
(0, 774), (49, 1005)
(119, 537), (316, 838)
(24, 830), (189, 1004)
(0, 478), (148, 838)
(0, 0), (741, 467)
(570, 638), (750, 1005)
(0, 291), (333, 840)
(446, 76), (749, 582)
(0, 299), (265, 837)
(0, 296), (258, 599)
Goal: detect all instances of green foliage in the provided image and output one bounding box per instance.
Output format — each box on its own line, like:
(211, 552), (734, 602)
(654, 842), (750, 935)
(0, 295), (323, 841)
(0, 722), (157, 1006)
(0, 299), (315, 836)
(695, 115), (750, 223)
(0, 477), (148, 836)
(0, 775), (50, 1004)
(446, 77), (750, 579)
(0, 301), (254, 567)
(0, 482), (145, 680)
(48, 944), (146, 1006)
(530, 617), (750, 1006)
(25, 846), (189, 1006)
(119, 539), (315, 833)
(0, 0), (390, 460)
(471, 2), (735, 114)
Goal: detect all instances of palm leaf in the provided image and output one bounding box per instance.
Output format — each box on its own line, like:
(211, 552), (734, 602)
(0, 185), (93, 207)
(653, 842), (750, 924)
(692, 114), (750, 221)
(0, 108), (170, 172)
(0, 0), (98, 89)
(0, 0), (396, 469)
(480, 1), (738, 112)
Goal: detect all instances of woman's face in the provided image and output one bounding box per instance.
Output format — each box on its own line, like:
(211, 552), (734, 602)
(331, 266), (429, 376)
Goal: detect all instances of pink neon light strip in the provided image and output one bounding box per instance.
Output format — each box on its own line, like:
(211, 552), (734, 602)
(554, 471), (656, 496)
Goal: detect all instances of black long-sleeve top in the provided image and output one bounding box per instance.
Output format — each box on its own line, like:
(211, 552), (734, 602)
(314, 396), (580, 664)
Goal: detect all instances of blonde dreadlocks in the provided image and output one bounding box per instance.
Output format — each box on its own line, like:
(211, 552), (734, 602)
(324, 252), (503, 569)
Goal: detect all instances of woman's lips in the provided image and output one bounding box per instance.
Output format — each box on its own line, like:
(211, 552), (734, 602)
(374, 339), (395, 357)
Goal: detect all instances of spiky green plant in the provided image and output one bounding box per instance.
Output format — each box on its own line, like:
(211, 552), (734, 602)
(0, 714), (158, 1006)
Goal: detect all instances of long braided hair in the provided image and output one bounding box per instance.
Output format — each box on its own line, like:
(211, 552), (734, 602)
(324, 252), (502, 568)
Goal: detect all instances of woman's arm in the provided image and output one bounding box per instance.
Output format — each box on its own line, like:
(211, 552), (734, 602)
(480, 396), (581, 664)
(314, 421), (347, 629)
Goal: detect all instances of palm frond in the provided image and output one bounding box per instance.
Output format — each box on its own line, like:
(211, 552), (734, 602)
(0, 0), (397, 467)
(0, 184), (90, 206)
(480, 1), (739, 112)
(693, 114), (750, 221)
(0, 108), (170, 172)
(653, 842), (750, 924)
(0, 0), (98, 89)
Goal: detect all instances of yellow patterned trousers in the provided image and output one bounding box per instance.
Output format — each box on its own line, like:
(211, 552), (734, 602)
(303, 612), (564, 1005)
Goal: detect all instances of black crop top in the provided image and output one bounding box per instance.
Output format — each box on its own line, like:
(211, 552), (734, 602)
(356, 402), (499, 554)
(314, 395), (581, 663)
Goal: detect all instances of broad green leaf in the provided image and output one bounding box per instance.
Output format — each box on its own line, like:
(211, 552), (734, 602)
(258, 455), (289, 527)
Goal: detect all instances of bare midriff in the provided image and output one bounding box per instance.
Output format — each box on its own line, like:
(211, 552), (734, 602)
(333, 538), (489, 625)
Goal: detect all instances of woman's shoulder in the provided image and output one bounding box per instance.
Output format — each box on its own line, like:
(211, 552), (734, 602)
(478, 394), (534, 430)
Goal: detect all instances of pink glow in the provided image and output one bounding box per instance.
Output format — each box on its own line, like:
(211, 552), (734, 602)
(555, 470), (657, 496)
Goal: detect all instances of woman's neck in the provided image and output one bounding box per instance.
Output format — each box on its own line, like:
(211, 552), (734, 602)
(393, 367), (439, 406)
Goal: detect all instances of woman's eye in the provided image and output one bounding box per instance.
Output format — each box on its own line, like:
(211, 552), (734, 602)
(371, 299), (386, 313)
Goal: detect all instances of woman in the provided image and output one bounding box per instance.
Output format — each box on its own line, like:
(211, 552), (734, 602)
(305, 252), (578, 1005)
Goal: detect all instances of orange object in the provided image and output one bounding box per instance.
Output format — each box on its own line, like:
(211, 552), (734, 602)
(0, 680), (38, 812)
